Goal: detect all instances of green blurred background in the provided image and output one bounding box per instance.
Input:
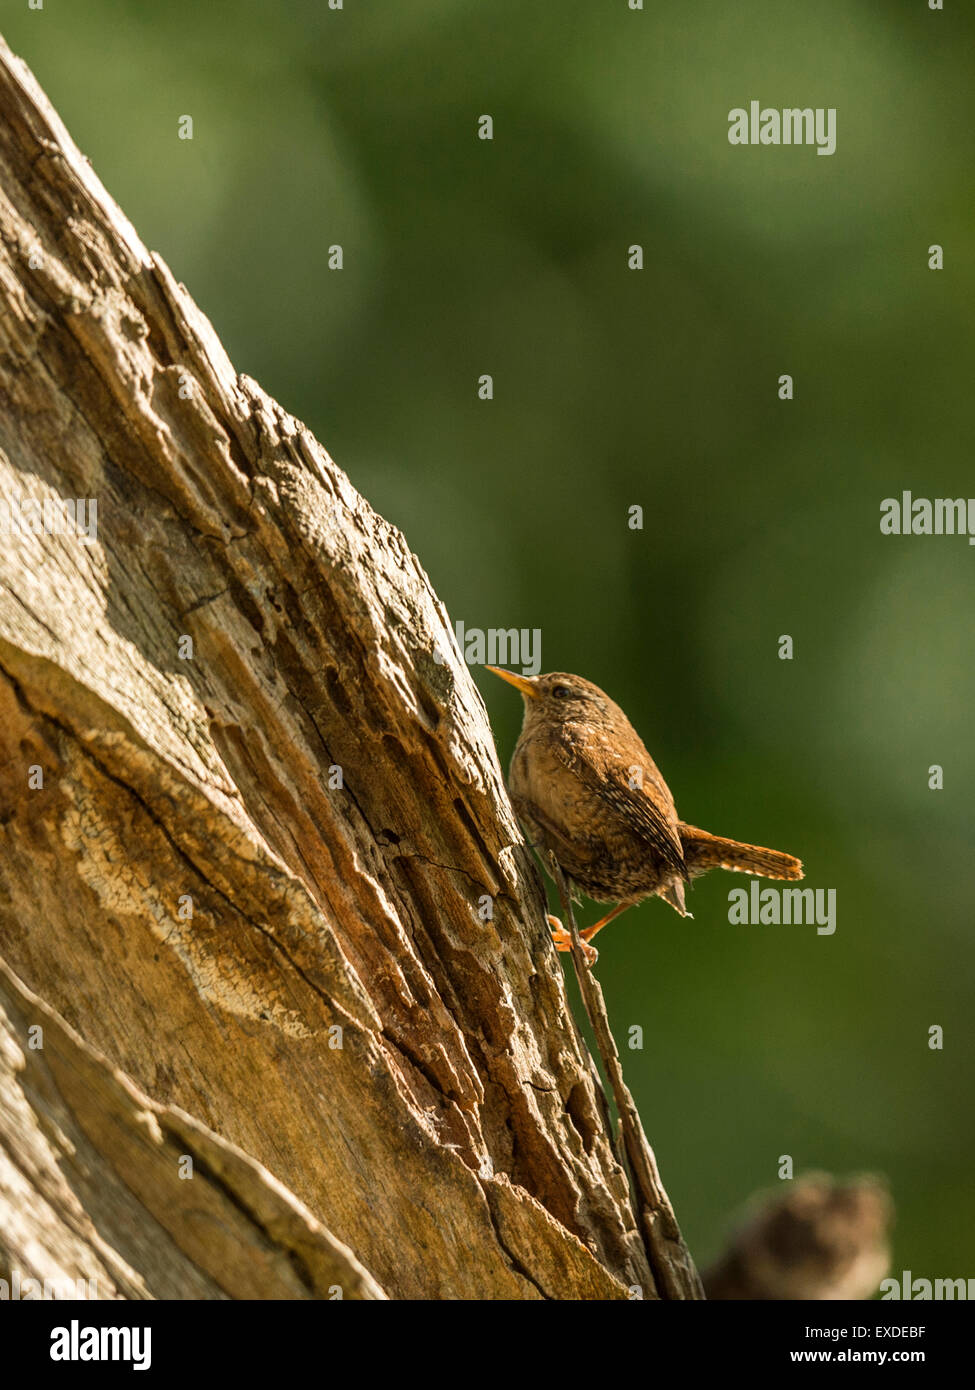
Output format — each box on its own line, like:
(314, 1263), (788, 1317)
(7, 0), (973, 1281)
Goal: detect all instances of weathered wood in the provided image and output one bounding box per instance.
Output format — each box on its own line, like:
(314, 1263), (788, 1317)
(0, 959), (386, 1300)
(554, 866), (703, 1300)
(0, 33), (699, 1299)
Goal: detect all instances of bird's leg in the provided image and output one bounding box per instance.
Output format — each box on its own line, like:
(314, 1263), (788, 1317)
(579, 901), (634, 943)
(546, 901), (633, 965)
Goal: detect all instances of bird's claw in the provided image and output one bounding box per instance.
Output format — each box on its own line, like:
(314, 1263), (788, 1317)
(546, 914), (598, 967)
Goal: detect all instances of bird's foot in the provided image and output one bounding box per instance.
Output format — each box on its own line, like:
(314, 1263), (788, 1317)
(546, 914), (598, 967)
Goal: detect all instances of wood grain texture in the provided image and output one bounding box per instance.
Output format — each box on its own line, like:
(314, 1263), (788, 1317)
(0, 959), (386, 1300)
(0, 33), (697, 1299)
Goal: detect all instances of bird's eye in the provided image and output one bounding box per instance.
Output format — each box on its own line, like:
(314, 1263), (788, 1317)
(551, 684), (570, 699)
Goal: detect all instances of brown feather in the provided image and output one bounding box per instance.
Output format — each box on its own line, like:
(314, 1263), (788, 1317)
(678, 823), (803, 881)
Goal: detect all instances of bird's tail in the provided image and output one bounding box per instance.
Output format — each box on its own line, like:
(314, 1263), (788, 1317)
(678, 823), (803, 881)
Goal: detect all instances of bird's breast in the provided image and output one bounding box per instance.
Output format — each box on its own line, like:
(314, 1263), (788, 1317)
(508, 725), (678, 901)
(511, 728), (611, 835)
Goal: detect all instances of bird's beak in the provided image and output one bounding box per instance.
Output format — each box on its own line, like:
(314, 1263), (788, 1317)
(485, 666), (539, 699)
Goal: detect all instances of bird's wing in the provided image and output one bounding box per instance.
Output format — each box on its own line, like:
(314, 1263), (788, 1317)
(556, 731), (688, 879)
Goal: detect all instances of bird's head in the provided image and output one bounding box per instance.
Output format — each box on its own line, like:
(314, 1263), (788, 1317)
(485, 668), (614, 729)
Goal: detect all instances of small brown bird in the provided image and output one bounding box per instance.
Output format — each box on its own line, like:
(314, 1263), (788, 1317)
(487, 668), (803, 964)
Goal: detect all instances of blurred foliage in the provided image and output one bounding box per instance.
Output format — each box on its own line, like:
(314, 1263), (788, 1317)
(7, 0), (973, 1280)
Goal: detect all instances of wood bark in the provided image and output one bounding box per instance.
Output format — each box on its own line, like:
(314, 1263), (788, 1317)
(0, 33), (701, 1299)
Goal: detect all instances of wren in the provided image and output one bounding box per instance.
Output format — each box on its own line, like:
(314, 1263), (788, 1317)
(487, 668), (803, 964)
